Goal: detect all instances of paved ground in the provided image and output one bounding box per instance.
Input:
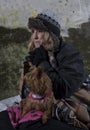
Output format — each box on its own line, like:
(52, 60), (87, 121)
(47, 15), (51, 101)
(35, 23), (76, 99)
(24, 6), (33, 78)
(0, 95), (21, 112)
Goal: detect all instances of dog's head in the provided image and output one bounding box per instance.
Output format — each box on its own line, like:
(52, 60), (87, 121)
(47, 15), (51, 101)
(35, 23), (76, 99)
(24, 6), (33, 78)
(24, 62), (52, 96)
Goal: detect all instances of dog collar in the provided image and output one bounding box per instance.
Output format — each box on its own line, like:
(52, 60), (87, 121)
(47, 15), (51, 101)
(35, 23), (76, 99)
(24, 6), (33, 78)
(28, 92), (51, 100)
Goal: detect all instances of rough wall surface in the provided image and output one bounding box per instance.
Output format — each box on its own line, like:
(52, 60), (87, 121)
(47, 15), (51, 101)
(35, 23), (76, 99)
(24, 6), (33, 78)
(0, 0), (90, 35)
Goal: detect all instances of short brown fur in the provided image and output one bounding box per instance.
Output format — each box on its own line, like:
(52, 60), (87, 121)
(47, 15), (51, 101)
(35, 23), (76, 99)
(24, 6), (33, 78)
(20, 62), (55, 123)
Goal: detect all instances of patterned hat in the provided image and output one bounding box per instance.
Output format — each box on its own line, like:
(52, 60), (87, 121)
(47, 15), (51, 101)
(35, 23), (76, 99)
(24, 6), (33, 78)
(28, 10), (60, 37)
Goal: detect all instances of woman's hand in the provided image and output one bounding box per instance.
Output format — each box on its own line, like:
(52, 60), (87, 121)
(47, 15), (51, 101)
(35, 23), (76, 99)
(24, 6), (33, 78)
(32, 45), (49, 66)
(23, 45), (49, 74)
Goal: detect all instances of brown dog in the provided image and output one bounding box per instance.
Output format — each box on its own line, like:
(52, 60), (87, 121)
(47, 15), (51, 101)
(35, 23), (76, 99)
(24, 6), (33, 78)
(20, 63), (55, 123)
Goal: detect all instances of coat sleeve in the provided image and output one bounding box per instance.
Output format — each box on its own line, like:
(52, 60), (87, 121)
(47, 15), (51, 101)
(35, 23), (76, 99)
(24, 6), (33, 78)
(39, 43), (85, 99)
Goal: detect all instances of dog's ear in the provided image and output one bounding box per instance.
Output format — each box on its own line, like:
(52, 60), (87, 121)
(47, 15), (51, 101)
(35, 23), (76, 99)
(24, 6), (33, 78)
(24, 62), (35, 80)
(28, 62), (34, 68)
(28, 62), (36, 71)
(36, 66), (44, 79)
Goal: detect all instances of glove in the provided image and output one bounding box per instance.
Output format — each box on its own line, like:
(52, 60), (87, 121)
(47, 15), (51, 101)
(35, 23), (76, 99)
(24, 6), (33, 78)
(32, 45), (49, 66)
(23, 46), (49, 74)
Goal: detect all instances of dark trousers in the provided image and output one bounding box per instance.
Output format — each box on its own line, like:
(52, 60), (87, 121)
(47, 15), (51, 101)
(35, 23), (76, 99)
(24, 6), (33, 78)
(0, 111), (87, 130)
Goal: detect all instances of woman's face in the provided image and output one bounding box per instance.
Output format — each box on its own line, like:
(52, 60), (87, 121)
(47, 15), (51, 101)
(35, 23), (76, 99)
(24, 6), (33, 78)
(31, 29), (45, 48)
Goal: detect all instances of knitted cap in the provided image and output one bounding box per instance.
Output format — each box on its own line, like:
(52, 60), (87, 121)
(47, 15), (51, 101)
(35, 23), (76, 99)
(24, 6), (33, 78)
(28, 10), (60, 37)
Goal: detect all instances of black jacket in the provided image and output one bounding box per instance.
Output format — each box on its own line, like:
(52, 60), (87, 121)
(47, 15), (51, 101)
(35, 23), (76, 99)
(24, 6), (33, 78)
(39, 41), (85, 99)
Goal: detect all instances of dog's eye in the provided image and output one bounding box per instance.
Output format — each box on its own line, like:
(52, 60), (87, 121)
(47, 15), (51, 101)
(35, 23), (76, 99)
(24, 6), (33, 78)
(23, 85), (30, 97)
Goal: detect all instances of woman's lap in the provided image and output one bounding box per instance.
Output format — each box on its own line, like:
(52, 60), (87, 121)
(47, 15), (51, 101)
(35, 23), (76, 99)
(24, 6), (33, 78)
(0, 111), (87, 130)
(0, 111), (14, 130)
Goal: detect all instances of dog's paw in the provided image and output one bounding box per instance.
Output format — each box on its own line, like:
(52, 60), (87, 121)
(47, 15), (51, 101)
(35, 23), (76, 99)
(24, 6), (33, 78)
(42, 114), (48, 124)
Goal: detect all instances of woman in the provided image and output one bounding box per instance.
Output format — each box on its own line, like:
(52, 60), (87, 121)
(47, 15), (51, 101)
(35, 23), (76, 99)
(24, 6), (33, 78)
(0, 10), (87, 130)
(20, 11), (85, 100)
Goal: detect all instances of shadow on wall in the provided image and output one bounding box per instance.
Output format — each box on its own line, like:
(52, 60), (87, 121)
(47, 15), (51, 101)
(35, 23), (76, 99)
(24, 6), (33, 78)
(64, 21), (90, 73)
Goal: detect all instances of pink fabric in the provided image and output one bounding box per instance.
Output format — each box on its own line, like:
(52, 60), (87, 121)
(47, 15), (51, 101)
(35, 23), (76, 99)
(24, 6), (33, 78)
(7, 92), (51, 128)
(7, 106), (43, 128)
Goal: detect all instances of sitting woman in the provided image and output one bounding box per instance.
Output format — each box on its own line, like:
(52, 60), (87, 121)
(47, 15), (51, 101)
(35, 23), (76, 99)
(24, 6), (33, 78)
(0, 10), (87, 130)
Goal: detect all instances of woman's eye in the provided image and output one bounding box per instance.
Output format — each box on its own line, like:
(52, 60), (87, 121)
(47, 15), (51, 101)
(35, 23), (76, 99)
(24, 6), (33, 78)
(29, 29), (34, 34)
(31, 29), (34, 33)
(38, 30), (41, 32)
(38, 30), (43, 33)
(30, 29), (43, 34)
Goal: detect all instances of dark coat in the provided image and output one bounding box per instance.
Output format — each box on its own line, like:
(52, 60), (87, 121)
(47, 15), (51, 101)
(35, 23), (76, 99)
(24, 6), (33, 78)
(39, 41), (85, 99)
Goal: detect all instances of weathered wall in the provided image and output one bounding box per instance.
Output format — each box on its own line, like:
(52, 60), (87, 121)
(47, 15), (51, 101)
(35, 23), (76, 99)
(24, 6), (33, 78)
(0, 0), (90, 36)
